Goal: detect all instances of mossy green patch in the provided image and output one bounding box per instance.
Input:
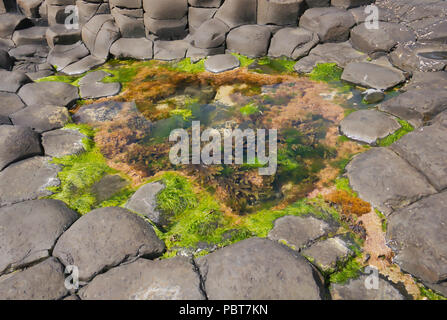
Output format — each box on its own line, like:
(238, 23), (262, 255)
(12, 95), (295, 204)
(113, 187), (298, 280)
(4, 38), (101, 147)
(335, 177), (356, 196)
(169, 58), (206, 73)
(375, 208), (387, 232)
(35, 74), (82, 86)
(329, 257), (363, 284)
(419, 286), (447, 300)
(231, 53), (256, 68)
(240, 102), (260, 116)
(378, 119), (414, 147)
(251, 57), (296, 74)
(309, 63), (343, 83)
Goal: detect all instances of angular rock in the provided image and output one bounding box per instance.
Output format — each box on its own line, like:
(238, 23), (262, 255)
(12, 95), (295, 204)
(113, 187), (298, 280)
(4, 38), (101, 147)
(91, 174), (128, 204)
(143, 0), (188, 20)
(0, 70), (32, 93)
(301, 237), (352, 272)
(391, 124), (447, 191)
(0, 13), (32, 39)
(17, 0), (43, 18)
(153, 40), (188, 60)
(192, 18), (229, 49)
(0, 257), (68, 300)
(197, 238), (322, 299)
(12, 26), (47, 46)
(18, 81), (79, 108)
(0, 49), (12, 70)
(0, 125), (42, 171)
(362, 89), (385, 104)
(378, 89), (447, 128)
(214, 0), (257, 29)
(10, 104), (70, 133)
(346, 148), (436, 215)
(53, 207), (165, 281)
(257, 0), (305, 26)
(390, 42), (447, 73)
(144, 14), (188, 40)
(340, 109), (401, 145)
(268, 215), (332, 249)
(73, 100), (132, 124)
(80, 257), (205, 300)
(0, 92), (25, 118)
(125, 182), (167, 227)
(0, 156), (61, 207)
(78, 71), (121, 99)
(268, 27), (319, 60)
(341, 62), (405, 90)
(111, 7), (145, 38)
(226, 25), (272, 58)
(45, 24), (82, 48)
(110, 38), (153, 60)
(47, 42), (90, 71)
(404, 71), (447, 91)
(188, 7), (218, 35)
(330, 275), (405, 300)
(331, 0), (374, 9)
(204, 54), (240, 73)
(81, 15), (120, 60)
(42, 128), (87, 157)
(387, 191), (447, 291)
(0, 199), (79, 274)
(61, 54), (106, 75)
(299, 7), (355, 42)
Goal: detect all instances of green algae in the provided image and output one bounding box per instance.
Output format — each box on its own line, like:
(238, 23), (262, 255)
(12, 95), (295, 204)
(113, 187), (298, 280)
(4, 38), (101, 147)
(239, 102), (260, 116)
(35, 74), (82, 86)
(329, 257), (363, 284)
(169, 58), (206, 73)
(419, 286), (447, 300)
(378, 119), (414, 147)
(309, 63), (343, 83)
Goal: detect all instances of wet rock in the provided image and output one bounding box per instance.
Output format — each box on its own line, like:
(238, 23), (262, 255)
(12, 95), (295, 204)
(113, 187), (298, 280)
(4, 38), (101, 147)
(53, 207), (165, 281)
(391, 124), (447, 191)
(47, 42), (90, 71)
(346, 148), (436, 216)
(226, 25), (272, 58)
(301, 237), (352, 273)
(268, 27), (319, 60)
(362, 89), (385, 104)
(91, 174), (128, 204)
(0, 125), (42, 171)
(0, 199), (79, 275)
(0, 257), (68, 300)
(268, 215), (333, 249)
(197, 238), (322, 299)
(42, 129), (87, 158)
(350, 22), (415, 55)
(80, 257), (204, 300)
(110, 38), (153, 60)
(299, 7), (355, 42)
(214, 0), (257, 29)
(125, 182), (166, 227)
(0, 92), (25, 119)
(387, 191), (447, 294)
(390, 42), (447, 73)
(0, 156), (61, 207)
(73, 100), (131, 124)
(0, 70), (32, 93)
(10, 104), (70, 133)
(330, 275), (405, 300)
(18, 81), (79, 108)
(204, 54), (240, 73)
(78, 70), (121, 99)
(61, 54), (106, 75)
(294, 41), (367, 73)
(340, 109), (401, 145)
(378, 89), (447, 128)
(341, 62), (405, 90)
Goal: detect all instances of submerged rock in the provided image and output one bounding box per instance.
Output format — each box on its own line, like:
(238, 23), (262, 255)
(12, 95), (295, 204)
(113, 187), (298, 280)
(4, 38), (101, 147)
(204, 54), (240, 73)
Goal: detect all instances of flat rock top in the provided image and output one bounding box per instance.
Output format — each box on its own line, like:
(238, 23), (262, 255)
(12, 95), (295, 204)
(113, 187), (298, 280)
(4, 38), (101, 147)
(346, 148), (436, 215)
(341, 62), (405, 90)
(0, 257), (68, 300)
(42, 129), (87, 158)
(387, 191), (447, 287)
(18, 81), (79, 108)
(340, 109), (401, 145)
(80, 257), (205, 300)
(197, 238), (322, 300)
(204, 54), (240, 73)
(301, 237), (352, 272)
(53, 207), (165, 281)
(0, 199), (79, 275)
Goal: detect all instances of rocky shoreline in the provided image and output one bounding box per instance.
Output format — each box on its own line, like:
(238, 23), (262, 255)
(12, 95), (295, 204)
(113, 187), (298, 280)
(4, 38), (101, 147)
(0, 0), (447, 300)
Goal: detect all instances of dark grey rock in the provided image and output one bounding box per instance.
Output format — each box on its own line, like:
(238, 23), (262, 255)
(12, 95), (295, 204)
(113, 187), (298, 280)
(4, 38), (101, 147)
(0, 125), (42, 171)
(18, 81), (79, 108)
(346, 148), (436, 216)
(188, 7), (218, 35)
(0, 156), (61, 207)
(257, 0), (305, 26)
(78, 71), (121, 99)
(0, 49), (12, 70)
(299, 7), (355, 42)
(387, 191), (447, 291)
(144, 14), (188, 40)
(204, 54), (240, 73)
(53, 207), (165, 281)
(341, 62), (405, 90)
(391, 124), (447, 191)
(268, 27), (319, 60)
(143, 0), (188, 20)
(192, 18), (229, 49)
(214, 0), (257, 29)
(12, 26), (47, 46)
(390, 42), (447, 73)
(197, 238), (322, 299)
(0, 70), (32, 93)
(153, 40), (188, 60)
(378, 89), (447, 128)
(268, 215), (332, 249)
(10, 104), (70, 133)
(46, 24), (82, 48)
(47, 42), (90, 71)
(81, 15), (120, 60)
(0, 257), (68, 300)
(330, 275), (405, 300)
(0, 92), (25, 118)
(0, 13), (32, 39)
(73, 100), (131, 124)
(404, 71), (447, 91)
(91, 174), (128, 204)
(340, 109), (401, 145)
(42, 128), (87, 158)
(110, 38), (153, 60)
(226, 24), (272, 58)
(301, 237), (352, 273)
(61, 54), (106, 75)
(79, 257), (205, 300)
(331, 0), (373, 9)
(17, 0), (44, 18)
(0, 199), (79, 275)
(125, 182), (166, 227)
(362, 89), (385, 104)
(111, 7), (145, 38)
